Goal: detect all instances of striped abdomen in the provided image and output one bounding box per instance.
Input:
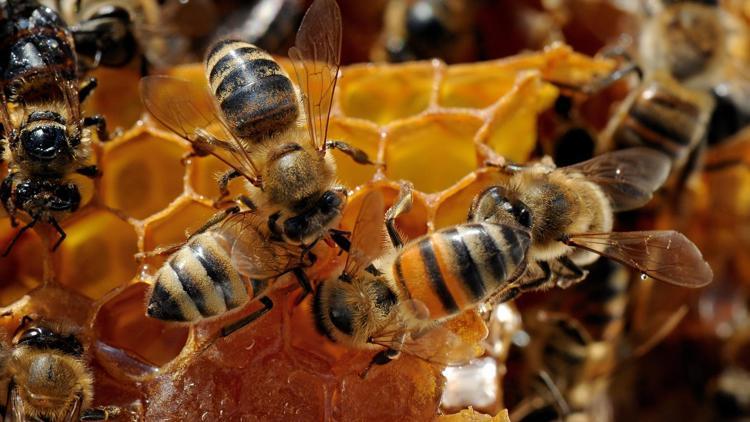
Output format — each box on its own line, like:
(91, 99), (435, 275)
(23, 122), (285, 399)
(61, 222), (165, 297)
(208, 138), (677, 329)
(205, 39), (298, 140)
(147, 232), (251, 322)
(393, 223), (530, 320)
(611, 77), (712, 162)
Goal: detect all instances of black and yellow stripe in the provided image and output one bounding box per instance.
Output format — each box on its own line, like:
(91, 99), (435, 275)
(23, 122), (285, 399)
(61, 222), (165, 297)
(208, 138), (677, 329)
(205, 39), (298, 140)
(147, 232), (250, 322)
(393, 222), (529, 319)
(613, 78), (708, 160)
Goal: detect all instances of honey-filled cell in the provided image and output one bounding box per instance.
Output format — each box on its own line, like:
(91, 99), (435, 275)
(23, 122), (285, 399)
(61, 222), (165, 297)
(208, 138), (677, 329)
(94, 282), (188, 369)
(338, 62), (435, 125)
(84, 66), (143, 130)
(477, 73), (557, 163)
(434, 170), (508, 229)
(142, 198), (216, 269)
(101, 130), (188, 220)
(328, 117), (382, 188)
(0, 220), (43, 306)
(54, 209), (138, 300)
(188, 155), (248, 200)
(385, 114), (482, 194)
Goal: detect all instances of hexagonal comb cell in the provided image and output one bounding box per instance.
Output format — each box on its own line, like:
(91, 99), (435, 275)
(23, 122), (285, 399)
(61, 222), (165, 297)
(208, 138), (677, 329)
(100, 128), (188, 220)
(0, 220), (43, 306)
(54, 208), (138, 300)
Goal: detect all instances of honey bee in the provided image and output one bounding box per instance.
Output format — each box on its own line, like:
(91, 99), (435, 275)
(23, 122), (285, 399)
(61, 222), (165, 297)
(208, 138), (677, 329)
(314, 185), (531, 374)
(0, 0), (109, 256)
(2, 316), (122, 421)
(470, 147), (713, 302)
(375, 0), (482, 63)
(140, 0), (373, 248)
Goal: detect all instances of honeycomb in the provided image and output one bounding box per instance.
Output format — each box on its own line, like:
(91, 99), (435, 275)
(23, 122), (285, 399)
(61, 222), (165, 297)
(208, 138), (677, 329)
(0, 44), (614, 420)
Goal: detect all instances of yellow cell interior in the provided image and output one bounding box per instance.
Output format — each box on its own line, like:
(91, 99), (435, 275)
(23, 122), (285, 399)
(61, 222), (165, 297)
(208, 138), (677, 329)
(101, 130), (188, 220)
(55, 209), (138, 300)
(339, 63), (435, 125)
(328, 118), (382, 188)
(385, 114), (482, 193)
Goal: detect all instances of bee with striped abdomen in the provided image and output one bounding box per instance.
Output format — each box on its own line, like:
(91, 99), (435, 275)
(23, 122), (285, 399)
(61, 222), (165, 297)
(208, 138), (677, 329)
(140, 0), (373, 248)
(314, 184), (531, 375)
(0, 0), (110, 256)
(144, 204), (316, 338)
(470, 148), (713, 303)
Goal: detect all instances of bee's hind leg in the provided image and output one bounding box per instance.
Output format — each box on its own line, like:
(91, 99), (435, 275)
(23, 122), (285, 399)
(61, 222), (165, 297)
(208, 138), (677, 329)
(80, 405), (122, 421)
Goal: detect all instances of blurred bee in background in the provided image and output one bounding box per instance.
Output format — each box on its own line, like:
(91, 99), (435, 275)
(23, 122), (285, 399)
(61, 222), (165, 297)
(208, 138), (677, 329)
(550, 1), (750, 186)
(469, 148), (712, 303)
(374, 0), (482, 63)
(314, 185), (531, 375)
(45, 0), (219, 71)
(207, 0), (304, 57)
(141, 0), (374, 248)
(2, 316), (122, 421)
(509, 261), (689, 421)
(711, 320), (750, 419)
(0, 0), (110, 256)
(141, 0), (372, 337)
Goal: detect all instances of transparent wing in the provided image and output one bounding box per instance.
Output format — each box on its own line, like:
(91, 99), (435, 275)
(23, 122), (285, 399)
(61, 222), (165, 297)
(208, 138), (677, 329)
(5, 385), (25, 422)
(370, 300), (481, 366)
(566, 231), (713, 288)
(288, 0), (341, 152)
(139, 75), (260, 183)
(565, 148), (672, 211)
(218, 211), (301, 279)
(343, 190), (386, 278)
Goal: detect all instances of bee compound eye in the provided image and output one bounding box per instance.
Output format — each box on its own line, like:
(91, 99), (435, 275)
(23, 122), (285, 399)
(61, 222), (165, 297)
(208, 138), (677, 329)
(283, 216), (308, 240)
(513, 202), (533, 229)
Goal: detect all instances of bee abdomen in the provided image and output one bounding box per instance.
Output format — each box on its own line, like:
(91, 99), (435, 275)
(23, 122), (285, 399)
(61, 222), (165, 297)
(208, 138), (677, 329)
(205, 39), (298, 140)
(393, 223), (529, 319)
(147, 233), (250, 322)
(613, 79), (710, 160)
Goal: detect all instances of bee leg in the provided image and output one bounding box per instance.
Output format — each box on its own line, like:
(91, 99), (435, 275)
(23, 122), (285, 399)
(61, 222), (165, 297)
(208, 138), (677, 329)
(220, 296), (274, 338)
(554, 256), (589, 289)
(360, 347), (401, 379)
(76, 165), (100, 178)
(329, 228), (351, 252)
(385, 181), (414, 248)
(80, 405), (122, 421)
(0, 175), (16, 226)
(78, 77), (98, 103)
(216, 169), (242, 202)
(292, 267), (313, 305)
(238, 195), (257, 212)
(82, 114), (110, 142)
(188, 205), (240, 238)
(48, 217), (67, 251)
(519, 261), (553, 291)
(325, 140), (376, 165)
(2, 217), (37, 257)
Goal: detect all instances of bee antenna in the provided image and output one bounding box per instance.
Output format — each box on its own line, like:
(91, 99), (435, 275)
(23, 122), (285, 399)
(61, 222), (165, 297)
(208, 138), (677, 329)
(536, 370), (570, 418)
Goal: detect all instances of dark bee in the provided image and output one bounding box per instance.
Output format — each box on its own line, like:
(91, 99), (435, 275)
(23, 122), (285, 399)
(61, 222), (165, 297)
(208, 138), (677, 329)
(0, 0), (109, 255)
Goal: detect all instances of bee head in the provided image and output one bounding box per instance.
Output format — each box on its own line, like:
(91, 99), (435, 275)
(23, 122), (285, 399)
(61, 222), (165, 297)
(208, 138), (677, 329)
(313, 274), (397, 346)
(278, 188), (347, 245)
(14, 179), (81, 216)
(469, 185), (533, 230)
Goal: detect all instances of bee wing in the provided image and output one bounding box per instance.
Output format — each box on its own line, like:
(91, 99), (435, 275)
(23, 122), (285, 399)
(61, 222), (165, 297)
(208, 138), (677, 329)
(219, 211), (301, 280)
(288, 0), (341, 152)
(370, 300), (481, 366)
(139, 75), (261, 184)
(5, 385), (25, 422)
(565, 148), (672, 212)
(343, 190), (386, 278)
(565, 231), (713, 288)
